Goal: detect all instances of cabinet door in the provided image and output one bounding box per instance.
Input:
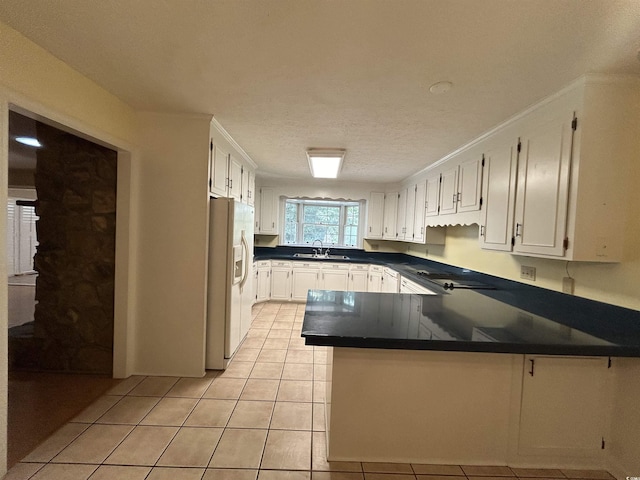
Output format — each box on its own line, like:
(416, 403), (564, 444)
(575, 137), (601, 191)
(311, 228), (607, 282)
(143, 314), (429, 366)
(394, 190), (407, 240)
(270, 267), (291, 300)
(513, 112), (573, 257)
(368, 271), (382, 292)
(412, 182), (426, 243)
(382, 193), (398, 240)
(425, 174), (441, 217)
(254, 186), (261, 230)
(457, 156), (483, 213)
(229, 155), (242, 201)
(405, 185), (416, 241)
(256, 268), (270, 302)
(348, 270), (368, 292)
(247, 170), (255, 206)
(321, 267), (349, 291)
(438, 168), (458, 215)
(292, 269), (320, 301)
(253, 263), (258, 303)
(519, 355), (609, 457)
(382, 269), (399, 293)
(211, 144), (229, 197)
(480, 139), (518, 251)
(259, 188), (278, 234)
(366, 192), (385, 239)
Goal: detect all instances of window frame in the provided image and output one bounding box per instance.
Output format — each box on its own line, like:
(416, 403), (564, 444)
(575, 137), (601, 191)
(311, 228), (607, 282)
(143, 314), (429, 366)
(281, 198), (364, 248)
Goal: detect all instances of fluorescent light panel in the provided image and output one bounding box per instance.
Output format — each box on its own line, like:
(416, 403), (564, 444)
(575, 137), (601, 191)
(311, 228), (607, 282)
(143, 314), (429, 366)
(15, 136), (42, 148)
(307, 149), (345, 178)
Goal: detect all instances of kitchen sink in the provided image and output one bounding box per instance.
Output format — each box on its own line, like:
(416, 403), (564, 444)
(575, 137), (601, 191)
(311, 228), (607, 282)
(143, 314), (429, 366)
(293, 253), (349, 260)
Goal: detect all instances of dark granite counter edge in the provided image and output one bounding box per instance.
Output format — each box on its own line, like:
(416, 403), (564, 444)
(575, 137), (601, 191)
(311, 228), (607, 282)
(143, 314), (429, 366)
(301, 334), (640, 357)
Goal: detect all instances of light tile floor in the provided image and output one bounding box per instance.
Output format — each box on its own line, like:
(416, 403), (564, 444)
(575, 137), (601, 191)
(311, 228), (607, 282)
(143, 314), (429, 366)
(4, 302), (617, 480)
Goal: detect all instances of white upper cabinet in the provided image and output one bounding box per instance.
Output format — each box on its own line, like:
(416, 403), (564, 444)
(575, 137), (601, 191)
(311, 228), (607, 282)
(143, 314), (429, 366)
(457, 156), (483, 213)
(243, 169), (255, 206)
(258, 187), (278, 234)
(479, 134), (518, 252)
(405, 185), (416, 241)
(438, 167), (458, 216)
(477, 75), (639, 261)
(433, 154), (483, 219)
(396, 189), (408, 241)
(210, 142), (229, 197)
(425, 174), (441, 217)
(382, 192), (398, 240)
(209, 119), (256, 204)
(365, 192), (385, 239)
(412, 181), (426, 243)
(228, 154), (242, 201)
(513, 109), (574, 258)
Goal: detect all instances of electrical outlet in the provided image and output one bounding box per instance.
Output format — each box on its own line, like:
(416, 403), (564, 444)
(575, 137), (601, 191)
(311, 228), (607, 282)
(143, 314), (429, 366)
(520, 265), (536, 281)
(562, 277), (575, 294)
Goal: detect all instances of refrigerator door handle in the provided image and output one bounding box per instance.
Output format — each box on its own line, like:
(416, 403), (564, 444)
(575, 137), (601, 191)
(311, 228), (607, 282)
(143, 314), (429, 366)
(239, 230), (250, 290)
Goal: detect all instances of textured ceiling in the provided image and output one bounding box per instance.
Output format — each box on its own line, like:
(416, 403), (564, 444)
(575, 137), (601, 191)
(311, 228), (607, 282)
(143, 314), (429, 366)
(2, 0), (640, 183)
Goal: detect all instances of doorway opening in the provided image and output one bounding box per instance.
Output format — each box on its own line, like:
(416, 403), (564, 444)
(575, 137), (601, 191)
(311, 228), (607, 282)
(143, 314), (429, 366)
(7, 109), (119, 466)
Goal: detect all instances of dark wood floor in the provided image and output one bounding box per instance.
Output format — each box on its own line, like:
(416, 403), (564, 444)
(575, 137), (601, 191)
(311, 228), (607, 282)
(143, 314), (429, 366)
(7, 371), (119, 468)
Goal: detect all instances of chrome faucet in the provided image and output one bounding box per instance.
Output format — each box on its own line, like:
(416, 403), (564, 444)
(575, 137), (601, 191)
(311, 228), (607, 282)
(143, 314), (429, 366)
(312, 239), (324, 257)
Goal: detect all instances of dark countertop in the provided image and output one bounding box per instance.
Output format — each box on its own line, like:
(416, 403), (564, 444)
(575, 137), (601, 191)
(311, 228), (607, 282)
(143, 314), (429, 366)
(256, 246), (640, 356)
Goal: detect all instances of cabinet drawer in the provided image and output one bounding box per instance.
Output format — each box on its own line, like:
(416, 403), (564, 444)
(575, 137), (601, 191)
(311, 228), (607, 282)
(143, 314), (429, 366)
(369, 265), (383, 273)
(349, 264), (369, 271)
(322, 263), (350, 270)
(272, 261), (292, 268)
(257, 260), (270, 268)
(293, 261), (321, 269)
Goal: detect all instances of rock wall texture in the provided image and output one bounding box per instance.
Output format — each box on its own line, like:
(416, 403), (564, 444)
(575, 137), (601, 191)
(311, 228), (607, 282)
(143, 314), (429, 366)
(25, 122), (117, 374)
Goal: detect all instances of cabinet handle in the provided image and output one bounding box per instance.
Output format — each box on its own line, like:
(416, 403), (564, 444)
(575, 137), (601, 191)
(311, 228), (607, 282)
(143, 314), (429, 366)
(453, 193), (457, 203)
(457, 192), (461, 202)
(272, 222), (275, 228)
(369, 226), (371, 232)
(230, 179), (233, 189)
(529, 358), (535, 377)
(480, 225), (485, 236)
(515, 223), (522, 237)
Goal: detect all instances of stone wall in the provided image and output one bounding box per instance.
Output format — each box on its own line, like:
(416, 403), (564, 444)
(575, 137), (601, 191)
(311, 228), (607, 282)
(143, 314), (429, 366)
(27, 122), (117, 374)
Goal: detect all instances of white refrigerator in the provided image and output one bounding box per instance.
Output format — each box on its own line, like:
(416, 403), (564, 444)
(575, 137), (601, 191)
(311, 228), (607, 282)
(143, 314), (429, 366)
(206, 197), (254, 370)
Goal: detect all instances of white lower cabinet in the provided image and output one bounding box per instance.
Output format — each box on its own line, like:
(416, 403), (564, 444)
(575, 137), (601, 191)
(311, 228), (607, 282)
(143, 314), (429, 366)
(256, 260), (271, 303)
(270, 261), (292, 300)
(368, 265), (383, 292)
(348, 264), (369, 292)
(292, 262), (321, 301)
(382, 267), (399, 293)
(518, 355), (610, 458)
(320, 263), (350, 291)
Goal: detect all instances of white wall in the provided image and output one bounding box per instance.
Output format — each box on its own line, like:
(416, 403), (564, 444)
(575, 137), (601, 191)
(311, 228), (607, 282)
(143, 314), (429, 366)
(0, 21), (139, 476)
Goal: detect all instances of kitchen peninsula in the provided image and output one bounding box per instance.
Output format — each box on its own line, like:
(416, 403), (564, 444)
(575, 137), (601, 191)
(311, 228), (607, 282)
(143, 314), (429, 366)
(301, 286), (640, 470)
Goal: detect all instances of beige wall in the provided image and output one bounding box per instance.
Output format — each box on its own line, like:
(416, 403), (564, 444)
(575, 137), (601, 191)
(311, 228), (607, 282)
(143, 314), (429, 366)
(134, 112), (211, 377)
(0, 21), (139, 476)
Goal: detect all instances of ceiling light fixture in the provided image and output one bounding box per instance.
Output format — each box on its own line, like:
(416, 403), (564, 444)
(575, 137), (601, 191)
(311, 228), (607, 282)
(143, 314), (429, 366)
(307, 149), (345, 179)
(429, 81), (453, 94)
(15, 136), (42, 148)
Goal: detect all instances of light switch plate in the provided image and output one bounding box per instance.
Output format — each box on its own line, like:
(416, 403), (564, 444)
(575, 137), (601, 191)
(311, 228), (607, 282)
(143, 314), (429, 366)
(520, 265), (536, 281)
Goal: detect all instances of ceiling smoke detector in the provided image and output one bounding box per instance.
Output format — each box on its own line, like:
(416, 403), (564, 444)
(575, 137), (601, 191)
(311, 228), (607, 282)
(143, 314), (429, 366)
(429, 81), (453, 94)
